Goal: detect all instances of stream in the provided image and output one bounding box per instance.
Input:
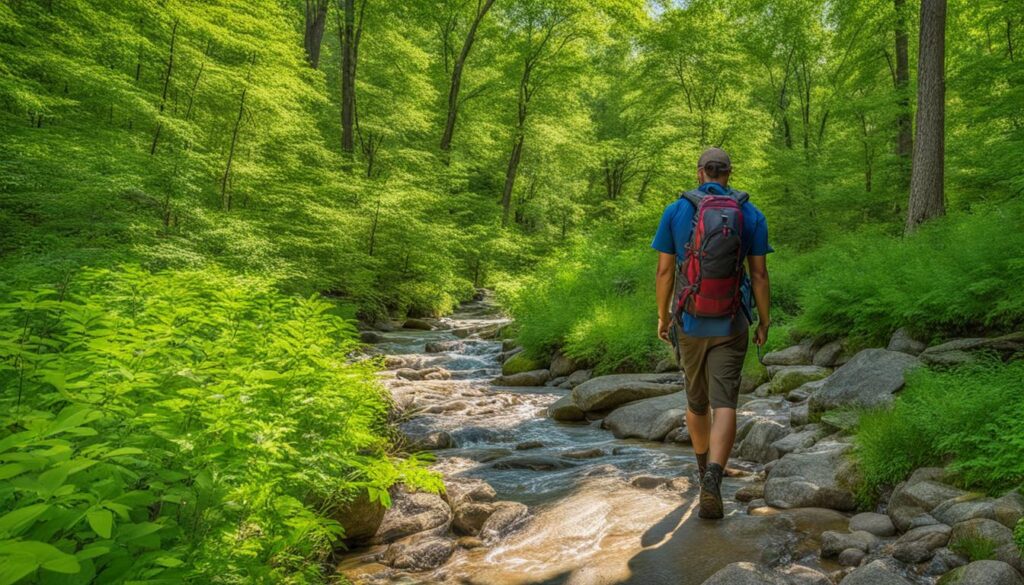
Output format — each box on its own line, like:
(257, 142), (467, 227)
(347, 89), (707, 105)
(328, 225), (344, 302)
(338, 295), (849, 585)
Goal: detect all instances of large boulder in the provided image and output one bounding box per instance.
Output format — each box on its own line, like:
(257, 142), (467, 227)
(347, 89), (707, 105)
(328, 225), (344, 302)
(891, 523), (952, 563)
(478, 501), (529, 543)
(601, 392), (686, 441)
(888, 476), (966, 532)
(502, 353), (546, 375)
(809, 349), (922, 414)
(949, 518), (1016, 549)
(768, 366), (831, 395)
(547, 394), (585, 421)
(993, 491), (1024, 528)
(492, 368), (549, 386)
(382, 535), (455, 570)
(564, 369), (593, 388)
(849, 512), (896, 537)
(770, 424), (826, 457)
(571, 373), (683, 413)
(699, 562), (790, 585)
(764, 442), (857, 511)
(937, 560), (1024, 585)
(451, 502), (496, 535)
(919, 332), (1024, 368)
(549, 350), (579, 378)
(932, 496), (997, 526)
(888, 328), (927, 355)
(334, 489), (387, 545)
(820, 530), (879, 557)
(813, 340), (848, 367)
(736, 417), (791, 463)
(762, 341), (815, 366)
(840, 559), (914, 585)
(403, 318), (434, 330)
(370, 488), (451, 544)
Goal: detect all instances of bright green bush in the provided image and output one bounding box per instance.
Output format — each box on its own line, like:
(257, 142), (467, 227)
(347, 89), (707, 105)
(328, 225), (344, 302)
(0, 266), (441, 584)
(854, 361), (1024, 505)
(1015, 517), (1024, 555)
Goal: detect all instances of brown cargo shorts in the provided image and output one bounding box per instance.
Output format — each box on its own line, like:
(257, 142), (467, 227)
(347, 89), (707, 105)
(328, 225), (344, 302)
(669, 317), (749, 414)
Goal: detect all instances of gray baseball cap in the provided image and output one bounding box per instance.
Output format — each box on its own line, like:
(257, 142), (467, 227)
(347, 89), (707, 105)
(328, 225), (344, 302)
(697, 147), (732, 171)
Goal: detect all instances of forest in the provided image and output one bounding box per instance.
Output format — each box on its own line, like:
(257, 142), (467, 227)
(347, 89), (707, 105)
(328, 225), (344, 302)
(0, 0), (1022, 583)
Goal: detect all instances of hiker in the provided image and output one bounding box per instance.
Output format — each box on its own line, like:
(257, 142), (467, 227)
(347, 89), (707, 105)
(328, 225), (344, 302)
(651, 147), (773, 519)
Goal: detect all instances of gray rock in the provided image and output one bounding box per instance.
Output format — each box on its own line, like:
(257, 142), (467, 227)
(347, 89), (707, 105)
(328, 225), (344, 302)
(771, 424), (825, 456)
(402, 318), (434, 330)
(371, 489), (451, 544)
(754, 382), (772, 397)
(699, 561), (790, 585)
(850, 512), (897, 537)
(383, 535), (455, 570)
(515, 440), (544, 450)
(571, 372), (683, 412)
(491, 455), (572, 471)
(813, 340), (847, 367)
(887, 328), (927, 355)
(736, 417), (791, 463)
(840, 559), (914, 585)
(888, 480), (968, 532)
(949, 518), (1016, 549)
(924, 547), (969, 576)
(837, 547), (866, 567)
(478, 502), (529, 542)
(601, 391), (687, 441)
(665, 425), (691, 444)
(779, 565), (832, 585)
(741, 369), (769, 394)
(764, 442), (857, 511)
(790, 402), (810, 426)
(360, 330), (385, 343)
(443, 477), (496, 508)
(920, 332), (1024, 368)
(548, 394), (586, 421)
(762, 341), (815, 366)
(404, 429), (454, 451)
(747, 498), (768, 513)
(425, 340), (462, 353)
(821, 530), (879, 557)
(932, 497), (997, 526)
(562, 447), (605, 459)
(937, 560), (1024, 585)
(549, 350), (578, 378)
(452, 502), (495, 535)
(545, 375), (568, 387)
(809, 349), (921, 414)
(892, 523), (952, 562)
(993, 543), (1024, 574)
(993, 490), (1024, 528)
(786, 379), (826, 402)
(735, 482), (765, 503)
(493, 369), (550, 386)
(335, 489), (386, 545)
(769, 366), (831, 395)
(565, 369), (593, 388)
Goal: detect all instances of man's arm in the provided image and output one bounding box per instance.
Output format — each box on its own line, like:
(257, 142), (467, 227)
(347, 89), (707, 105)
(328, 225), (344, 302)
(747, 254), (771, 346)
(656, 252), (675, 343)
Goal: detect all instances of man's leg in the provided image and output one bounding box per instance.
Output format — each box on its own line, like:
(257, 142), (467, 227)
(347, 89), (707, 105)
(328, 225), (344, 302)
(678, 327), (712, 479)
(708, 407), (736, 466)
(698, 327), (748, 519)
(686, 406), (710, 478)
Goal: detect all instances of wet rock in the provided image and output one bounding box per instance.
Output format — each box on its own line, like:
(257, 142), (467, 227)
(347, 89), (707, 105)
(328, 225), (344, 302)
(769, 365), (831, 395)
(838, 547), (866, 567)
(699, 561), (790, 585)
(949, 518), (1016, 549)
(371, 489), (451, 544)
(453, 322), (503, 339)
(993, 490), (1024, 528)
(790, 402), (810, 426)
(404, 429), (453, 451)
(919, 332), (1024, 368)
(630, 475), (672, 489)
(449, 426), (504, 445)
(762, 341), (815, 366)
(932, 497), (997, 525)
(764, 442), (857, 511)
(887, 328), (927, 355)
(735, 482), (765, 502)
(601, 391), (686, 441)
(849, 512), (897, 537)
(780, 565), (832, 585)
(490, 455), (572, 471)
(813, 340), (847, 367)
(754, 382), (772, 397)
(771, 424), (825, 456)
(820, 530), (879, 557)
(736, 417), (790, 463)
(492, 368), (549, 386)
(891, 524), (951, 562)
(924, 547), (969, 576)
(478, 502), (529, 543)
(334, 489), (386, 545)
(747, 499), (769, 514)
(571, 372), (683, 412)
(549, 349), (579, 378)
(840, 559), (914, 585)
(545, 375), (568, 387)
(443, 478), (496, 508)
(937, 560), (1024, 585)
(993, 543), (1024, 574)
(383, 535), (455, 570)
(809, 349), (921, 414)
(888, 479), (966, 532)
(452, 502), (495, 535)
(565, 369), (593, 388)
(403, 318), (434, 331)
(360, 330), (386, 343)
(547, 394), (585, 421)
(425, 340), (462, 353)
(456, 535), (485, 549)
(515, 440), (544, 450)
(562, 447), (605, 459)
(664, 425), (691, 444)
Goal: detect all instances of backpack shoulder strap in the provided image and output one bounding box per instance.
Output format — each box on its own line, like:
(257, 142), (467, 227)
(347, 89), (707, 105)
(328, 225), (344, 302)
(730, 190), (750, 205)
(679, 189), (704, 208)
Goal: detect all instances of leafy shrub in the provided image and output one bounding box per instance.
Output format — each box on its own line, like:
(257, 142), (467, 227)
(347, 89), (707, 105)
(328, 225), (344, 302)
(854, 361), (1024, 504)
(1015, 517), (1024, 555)
(0, 266), (441, 584)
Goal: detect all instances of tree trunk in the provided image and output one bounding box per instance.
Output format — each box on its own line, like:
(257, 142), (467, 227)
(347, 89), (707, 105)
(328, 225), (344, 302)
(439, 0), (496, 152)
(894, 0), (912, 178)
(905, 0), (946, 234)
(304, 0), (329, 69)
(338, 0), (365, 158)
(151, 19), (179, 155)
(501, 134), (524, 227)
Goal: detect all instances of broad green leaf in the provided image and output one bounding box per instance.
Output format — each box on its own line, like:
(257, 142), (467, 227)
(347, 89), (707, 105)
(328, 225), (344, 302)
(0, 504), (50, 537)
(99, 448), (143, 459)
(86, 510), (112, 539)
(0, 554), (39, 585)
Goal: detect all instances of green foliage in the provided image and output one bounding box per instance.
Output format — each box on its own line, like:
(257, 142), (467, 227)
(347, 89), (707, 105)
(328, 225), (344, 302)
(853, 361), (1024, 505)
(1015, 517), (1024, 555)
(0, 266), (441, 583)
(949, 536), (997, 562)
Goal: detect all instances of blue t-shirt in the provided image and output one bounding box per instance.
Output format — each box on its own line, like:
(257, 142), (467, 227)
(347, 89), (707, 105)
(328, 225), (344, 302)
(651, 182), (773, 337)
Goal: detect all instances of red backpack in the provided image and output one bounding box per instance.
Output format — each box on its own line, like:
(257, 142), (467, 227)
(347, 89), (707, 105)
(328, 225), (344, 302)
(674, 188), (749, 319)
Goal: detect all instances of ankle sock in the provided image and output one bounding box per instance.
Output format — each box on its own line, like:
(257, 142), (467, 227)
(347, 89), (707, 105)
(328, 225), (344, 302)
(696, 450), (708, 478)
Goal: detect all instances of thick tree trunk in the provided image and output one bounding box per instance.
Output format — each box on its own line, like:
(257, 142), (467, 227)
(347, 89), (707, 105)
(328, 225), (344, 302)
(304, 0), (329, 69)
(501, 133), (524, 227)
(894, 0), (912, 178)
(440, 0), (496, 152)
(906, 0), (946, 234)
(338, 0), (365, 158)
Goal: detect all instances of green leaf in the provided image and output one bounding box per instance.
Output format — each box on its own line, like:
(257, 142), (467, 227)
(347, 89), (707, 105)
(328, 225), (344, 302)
(0, 504), (50, 537)
(86, 510), (113, 539)
(99, 448), (143, 459)
(0, 541), (79, 575)
(0, 554), (39, 585)
(0, 464), (28, 481)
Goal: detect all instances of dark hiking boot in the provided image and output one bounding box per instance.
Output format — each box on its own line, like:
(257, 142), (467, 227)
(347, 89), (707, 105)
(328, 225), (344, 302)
(699, 462), (725, 519)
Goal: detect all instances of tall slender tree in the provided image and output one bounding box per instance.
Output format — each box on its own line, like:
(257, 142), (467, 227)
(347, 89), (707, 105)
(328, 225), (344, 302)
(338, 0), (366, 158)
(893, 0), (912, 181)
(439, 0), (496, 153)
(906, 0), (946, 233)
(304, 0), (329, 69)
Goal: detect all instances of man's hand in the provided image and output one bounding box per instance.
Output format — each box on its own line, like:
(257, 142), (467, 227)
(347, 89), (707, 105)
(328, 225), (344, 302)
(753, 321), (770, 347)
(658, 316), (672, 344)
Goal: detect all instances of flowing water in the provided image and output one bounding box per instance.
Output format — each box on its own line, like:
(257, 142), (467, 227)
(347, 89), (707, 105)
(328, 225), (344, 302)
(339, 296), (848, 585)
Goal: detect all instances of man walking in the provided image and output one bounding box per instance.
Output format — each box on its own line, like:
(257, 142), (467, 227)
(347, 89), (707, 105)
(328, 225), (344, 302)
(651, 147), (772, 519)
